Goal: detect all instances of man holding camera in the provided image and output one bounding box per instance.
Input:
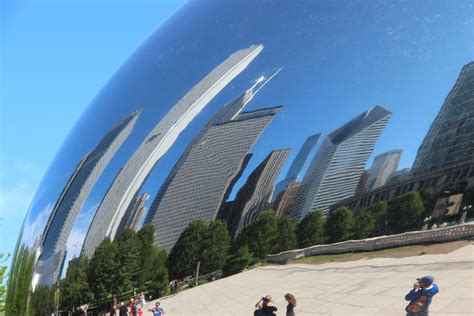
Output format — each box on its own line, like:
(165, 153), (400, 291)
(405, 275), (439, 316)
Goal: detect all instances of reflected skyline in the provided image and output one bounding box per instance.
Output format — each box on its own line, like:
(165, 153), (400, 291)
(35, 111), (140, 285)
(300, 105), (392, 218)
(4, 0), (474, 298)
(82, 45), (263, 257)
(148, 95), (281, 252)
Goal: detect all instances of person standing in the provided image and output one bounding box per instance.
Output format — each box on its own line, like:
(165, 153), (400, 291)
(138, 291), (146, 309)
(254, 295), (277, 316)
(129, 298), (138, 316)
(173, 280), (179, 295)
(284, 293), (297, 316)
(110, 303), (117, 316)
(119, 302), (128, 316)
(169, 280), (174, 295)
(405, 275), (439, 316)
(149, 301), (166, 316)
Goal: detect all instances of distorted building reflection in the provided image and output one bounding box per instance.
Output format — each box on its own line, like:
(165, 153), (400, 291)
(147, 91), (281, 252)
(82, 45), (263, 257)
(362, 149), (403, 192)
(35, 111), (140, 285)
(288, 106), (392, 219)
(412, 62), (474, 175)
(272, 133), (321, 201)
(227, 149), (291, 238)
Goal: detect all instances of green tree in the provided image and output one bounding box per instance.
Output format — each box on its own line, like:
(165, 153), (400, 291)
(367, 202), (388, 236)
(60, 255), (92, 312)
(419, 188), (438, 218)
(116, 229), (141, 293)
(386, 192), (425, 234)
(0, 253), (9, 313)
(325, 207), (354, 243)
(146, 247), (169, 299)
(273, 216), (297, 253)
(222, 245), (252, 276)
(29, 285), (54, 316)
(136, 224), (156, 286)
(296, 210), (326, 248)
(167, 220), (208, 279)
(5, 245), (35, 316)
(88, 238), (118, 304)
(352, 208), (375, 239)
(234, 211), (278, 259)
(201, 220), (230, 274)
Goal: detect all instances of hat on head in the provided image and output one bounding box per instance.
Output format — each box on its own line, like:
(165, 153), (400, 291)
(417, 275), (434, 284)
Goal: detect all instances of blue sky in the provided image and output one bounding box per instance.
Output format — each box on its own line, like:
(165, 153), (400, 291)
(1, 0), (473, 271)
(0, 0), (184, 264)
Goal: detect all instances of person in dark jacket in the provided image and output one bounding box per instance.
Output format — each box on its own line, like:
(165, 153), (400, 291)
(119, 302), (128, 316)
(254, 295), (277, 316)
(284, 293), (297, 316)
(405, 275), (439, 316)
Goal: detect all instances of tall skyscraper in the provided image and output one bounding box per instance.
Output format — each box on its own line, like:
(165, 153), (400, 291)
(36, 111), (139, 285)
(82, 45), (263, 257)
(299, 105), (392, 218)
(144, 88), (254, 225)
(148, 102), (281, 252)
(228, 149), (291, 238)
(413, 61), (474, 175)
(116, 193), (149, 234)
(216, 153), (253, 221)
(386, 168), (412, 185)
(364, 149), (403, 191)
(273, 182), (303, 219)
(272, 134), (320, 200)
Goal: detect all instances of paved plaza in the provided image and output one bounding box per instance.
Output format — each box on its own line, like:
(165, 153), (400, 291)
(147, 243), (474, 315)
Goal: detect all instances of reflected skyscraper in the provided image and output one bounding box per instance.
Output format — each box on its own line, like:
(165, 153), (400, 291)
(300, 106), (392, 218)
(228, 149), (290, 238)
(274, 182), (303, 219)
(148, 99), (281, 251)
(144, 87), (255, 226)
(272, 134), (320, 200)
(82, 45), (263, 257)
(35, 111), (139, 285)
(412, 62), (474, 175)
(364, 149), (403, 191)
(117, 193), (149, 234)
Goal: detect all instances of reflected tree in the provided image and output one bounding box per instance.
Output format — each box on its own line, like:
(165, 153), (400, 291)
(352, 208), (375, 239)
(386, 192), (424, 234)
(5, 245), (35, 316)
(297, 210), (326, 248)
(325, 207), (354, 243)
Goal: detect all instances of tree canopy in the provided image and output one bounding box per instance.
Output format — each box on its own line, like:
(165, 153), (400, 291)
(234, 211), (279, 259)
(167, 220), (208, 279)
(366, 202), (388, 237)
(386, 192), (425, 234)
(272, 216), (298, 253)
(352, 208), (375, 239)
(60, 255), (92, 312)
(297, 210), (326, 248)
(325, 207), (354, 243)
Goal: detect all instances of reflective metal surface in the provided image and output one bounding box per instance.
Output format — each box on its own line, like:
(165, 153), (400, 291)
(10, 0), (473, 296)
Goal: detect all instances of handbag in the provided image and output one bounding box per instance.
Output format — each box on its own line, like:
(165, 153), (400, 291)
(405, 291), (427, 313)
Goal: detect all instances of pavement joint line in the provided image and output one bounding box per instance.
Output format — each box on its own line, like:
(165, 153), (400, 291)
(258, 260), (474, 272)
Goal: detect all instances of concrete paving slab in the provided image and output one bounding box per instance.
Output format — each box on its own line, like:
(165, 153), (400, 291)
(145, 244), (474, 315)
